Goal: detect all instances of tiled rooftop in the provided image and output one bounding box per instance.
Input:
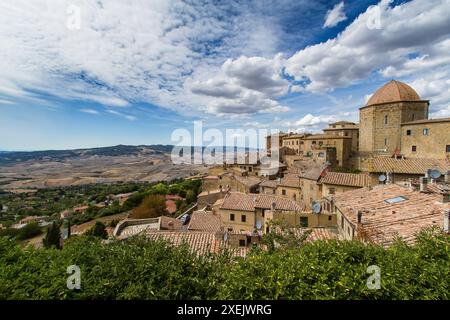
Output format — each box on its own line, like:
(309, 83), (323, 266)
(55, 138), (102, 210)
(188, 211), (223, 232)
(146, 231), (250, 257)
(320, 171), (371, 187)
(333, 184), (450, 247)
(220, 192), (304, 212)
(369, 157), (449, 174)
(278, 173), (300, 188)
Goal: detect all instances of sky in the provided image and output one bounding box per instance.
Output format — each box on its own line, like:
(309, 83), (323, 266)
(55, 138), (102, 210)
(0, 0), (449, 151)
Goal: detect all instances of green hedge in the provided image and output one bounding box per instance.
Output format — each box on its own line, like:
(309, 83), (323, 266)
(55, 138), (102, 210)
(0, 228), (448, 300)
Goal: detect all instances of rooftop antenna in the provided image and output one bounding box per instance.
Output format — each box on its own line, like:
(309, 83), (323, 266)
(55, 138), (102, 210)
(429, 169), (441, 180)
(378, 174), (387, 184)
(256, 219), (263, 230)
(312, 202), (322, 214)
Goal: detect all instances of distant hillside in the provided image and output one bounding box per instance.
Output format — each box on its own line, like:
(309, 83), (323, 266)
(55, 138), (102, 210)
(0, 144), (174, 166)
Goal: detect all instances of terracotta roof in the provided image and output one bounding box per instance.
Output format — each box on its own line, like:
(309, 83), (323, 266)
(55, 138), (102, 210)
(203, 175), (219, 180)
(233, 175), (262, 187)
(299, 164), (327, 181)
(328, 121), (357, 126)
(306, 228), (338, 241)
(320, 172), (371, 187)
(159, 216), (183, 230)
(146, 231), (250, 257)
(278, 173), (300, 188)
(369, 157), (449, 174)
(333, 184), (449, 247)
(365, 80), (423, 107)
(259, 179), (278, 188)
(220, 192), (304, 212)
(401, 117), (450, 125)
(188, 211), (223, 232)
(302, 134), (351, 140)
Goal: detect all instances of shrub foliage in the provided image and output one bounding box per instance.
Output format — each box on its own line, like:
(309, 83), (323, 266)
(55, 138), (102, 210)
(0, 228), (448, 300)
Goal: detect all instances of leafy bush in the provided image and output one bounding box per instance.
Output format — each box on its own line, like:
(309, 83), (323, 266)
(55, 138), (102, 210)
(85, 222), (108, 239)
(129, 195), (167, 219)
(16, 222), (42, 240)
(0, 228), (448, 300)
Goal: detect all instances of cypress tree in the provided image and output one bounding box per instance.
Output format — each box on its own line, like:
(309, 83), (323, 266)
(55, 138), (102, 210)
(43, 222), (61, 249)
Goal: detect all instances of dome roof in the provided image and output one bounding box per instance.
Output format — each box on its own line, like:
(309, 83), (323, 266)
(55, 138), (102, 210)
(366, 80), (421, 106)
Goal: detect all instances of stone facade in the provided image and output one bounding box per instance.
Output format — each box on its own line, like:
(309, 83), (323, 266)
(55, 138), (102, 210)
(359, 101), (429, 155)
(400, 119), (450, 159)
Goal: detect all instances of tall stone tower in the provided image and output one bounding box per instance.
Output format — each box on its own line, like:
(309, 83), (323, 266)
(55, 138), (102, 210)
(358, 80), (429, 155)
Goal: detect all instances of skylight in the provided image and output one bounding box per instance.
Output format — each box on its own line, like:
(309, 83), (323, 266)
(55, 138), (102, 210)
(384, 196), (408, 204)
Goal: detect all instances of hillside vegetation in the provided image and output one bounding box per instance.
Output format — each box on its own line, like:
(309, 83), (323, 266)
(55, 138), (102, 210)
(1, 228), (448, 300)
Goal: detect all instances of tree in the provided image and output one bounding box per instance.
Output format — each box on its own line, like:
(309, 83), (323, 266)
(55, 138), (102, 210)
(16, 222), (42, 240)
(86, 222), (108, 239)
(130, 195), (168, 219)
(261, 219), (311, 253)
(185, 190), (196, 204)
(43, 222), (61, 249)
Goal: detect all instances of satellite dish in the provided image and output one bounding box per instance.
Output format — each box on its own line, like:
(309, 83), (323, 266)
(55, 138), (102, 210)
(312, 202), (321, 214)
(429, 169), (441, 180)
(256, 220), (263, 230)
(378, 174), (387, 182)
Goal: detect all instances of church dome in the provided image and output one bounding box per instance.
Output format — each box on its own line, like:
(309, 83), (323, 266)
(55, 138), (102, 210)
(366, 80), (421, 106)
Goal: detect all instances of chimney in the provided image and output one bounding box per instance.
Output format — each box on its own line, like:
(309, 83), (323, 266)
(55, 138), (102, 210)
(419, 177), (428, 192)
(271, 201), (276, 211)
(425, 169), (432, 178)
(386, 172), (393, 184)
(444, 209), (450, 234)
(357, 211), (363, 224)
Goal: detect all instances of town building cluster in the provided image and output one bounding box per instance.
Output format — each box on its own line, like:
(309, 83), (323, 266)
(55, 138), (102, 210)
(112, 80), (450, 256)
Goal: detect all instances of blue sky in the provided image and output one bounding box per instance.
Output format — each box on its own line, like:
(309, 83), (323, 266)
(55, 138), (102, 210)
(0, 0), (449, 150)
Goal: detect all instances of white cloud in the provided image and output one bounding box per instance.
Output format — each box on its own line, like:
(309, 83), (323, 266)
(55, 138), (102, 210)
(80, 108), (99, 115)
(295, 114), (337, 126)
(323, 2), (347, 28)
(188, 54), (290, 115)
(286, 0), (450, 92)
(106, 109), (137, 121)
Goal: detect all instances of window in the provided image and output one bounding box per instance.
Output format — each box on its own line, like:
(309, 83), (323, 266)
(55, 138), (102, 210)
(412, 113), (415, 121)
(227, 227), (233, 232)
(328, 216), (332, 221)
(300, 217), (308, 227)
(329, 187), (335, 195)
(293, 194), (296, 200)
(423, 128), (429, 135)
(384, 138), (388, 146)
(239, 239), (246, 247)
(318, 152), (324, 157)
(412, 145), (417, 152)
(384, 115), (388, 125)
(384, 196), (408, 204)
(282, 189), (286, 195)
(406, 130), (411, 136)
(230, 214), (235, 221)
(241, 214), (246, 222)
(447, 145), (450, 153)
(341, 216), (344, 227)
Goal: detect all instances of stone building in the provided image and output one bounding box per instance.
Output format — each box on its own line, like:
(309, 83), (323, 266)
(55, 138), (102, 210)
(358, 80), (429, 156)
(323, 121), (359, 153)
(400, 118), (450, 159)
(302, 134), (353, 168)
